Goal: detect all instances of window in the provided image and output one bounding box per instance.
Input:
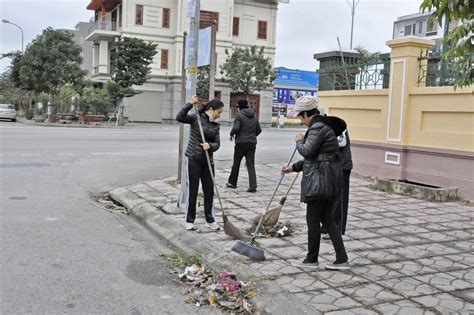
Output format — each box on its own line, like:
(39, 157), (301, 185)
(418, 21), (423, 34)
(257, 20), (267, 39)
(162, 8), (170, 28)
(412, 23), (416, 34)
(404, 24), (412, 36)
(161, 49), (168, 69)
(426, 21), (438, 36)
(200, 10), (219, 31)
(232, 17), (239, 36)
(136, 5), (143, 25)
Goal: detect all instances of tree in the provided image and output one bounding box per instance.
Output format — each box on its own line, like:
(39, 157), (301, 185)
(19, 28), (85, 103)
(220, 46), (276, 99)
(57, 84), (79, 114)
(108, 37), (157, 124)
(78, 85), (109, 115)
(420, 0), (472, 88)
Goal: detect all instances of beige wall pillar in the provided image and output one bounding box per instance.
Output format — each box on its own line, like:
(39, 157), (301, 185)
(98, 40), (109, 74)
(384, 37), (434, 177)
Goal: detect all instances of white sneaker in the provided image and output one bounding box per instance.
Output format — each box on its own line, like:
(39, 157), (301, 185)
(205, 222), (221, 230)
(185, 222), (196, 230)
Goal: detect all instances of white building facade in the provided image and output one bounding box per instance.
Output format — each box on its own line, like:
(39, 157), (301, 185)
(85, 0), (288, 123)
(392, 12), (457, 52)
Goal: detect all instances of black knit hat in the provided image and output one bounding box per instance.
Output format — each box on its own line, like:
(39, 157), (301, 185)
(237, 99), (249, 109)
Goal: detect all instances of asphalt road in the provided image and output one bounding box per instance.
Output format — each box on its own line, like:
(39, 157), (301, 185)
(0, 121), (301, 313)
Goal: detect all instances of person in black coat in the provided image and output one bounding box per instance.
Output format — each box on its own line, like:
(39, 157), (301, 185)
(226, 99), (262, 193)
(282, 96), (349, 270)
(176, 96), (224, 231)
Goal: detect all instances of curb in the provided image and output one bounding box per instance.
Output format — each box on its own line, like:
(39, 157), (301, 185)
(109, 186), (316, 314)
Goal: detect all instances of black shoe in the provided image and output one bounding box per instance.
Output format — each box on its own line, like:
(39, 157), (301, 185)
(291, 259), (319, 269)
(325, 261), (350, 270)
(226, 183), (237, 188)
(247, 188), (257, 193)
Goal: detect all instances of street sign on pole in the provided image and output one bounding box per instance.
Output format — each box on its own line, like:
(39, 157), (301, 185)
(179, 0), (201, 209)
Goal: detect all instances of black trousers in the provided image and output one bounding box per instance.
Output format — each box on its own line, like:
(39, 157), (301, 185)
(306, 199), (348, 263)
(322, 170), (351, 235)
(228, 143), (257, 190)
(186, 158), (216, 224)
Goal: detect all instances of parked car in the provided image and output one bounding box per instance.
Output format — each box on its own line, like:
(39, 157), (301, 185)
(0, 104), (17, 122)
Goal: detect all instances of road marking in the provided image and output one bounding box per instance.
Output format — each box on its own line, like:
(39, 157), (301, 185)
(57, 153), (74, 156)
(21, 153), (41, 156)
(91, 152), (123, 155)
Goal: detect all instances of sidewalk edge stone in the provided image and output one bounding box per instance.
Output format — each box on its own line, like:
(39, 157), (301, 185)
(110, 186), (316, 314)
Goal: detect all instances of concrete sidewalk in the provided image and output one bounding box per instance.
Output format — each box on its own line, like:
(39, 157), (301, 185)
(110, 163), (474, 314)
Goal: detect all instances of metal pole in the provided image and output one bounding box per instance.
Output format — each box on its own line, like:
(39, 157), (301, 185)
(178, 31), (187, 183)
(2, 20), (24, 53)
(179, 0), (200, 209)
(345, 0), (360, 50)
(208, 21), (217, 101)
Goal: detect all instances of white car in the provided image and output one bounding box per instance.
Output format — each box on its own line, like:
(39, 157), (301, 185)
(0, 104), (16, 122)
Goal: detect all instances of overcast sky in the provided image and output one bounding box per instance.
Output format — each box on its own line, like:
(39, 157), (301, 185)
(0, 0), (421, 73)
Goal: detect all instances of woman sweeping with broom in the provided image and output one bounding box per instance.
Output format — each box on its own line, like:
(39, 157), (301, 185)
(282, 95), (350, 270)
(176, 96), (247, 241)
(176, 96), (224, 231)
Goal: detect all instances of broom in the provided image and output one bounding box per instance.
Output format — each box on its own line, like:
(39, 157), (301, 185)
(194, 104), (247, 241)
(231, 147), (297, 261)
(258, 172), (300, 228)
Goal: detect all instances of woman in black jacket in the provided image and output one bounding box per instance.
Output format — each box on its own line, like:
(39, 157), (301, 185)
(282, 96), (349, 270)
(176, 96), (224, 231)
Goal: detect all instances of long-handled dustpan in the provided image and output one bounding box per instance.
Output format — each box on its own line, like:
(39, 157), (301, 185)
(231, 147), (297, 261)
(194, 104), (247, 241)
(260, 172), (299, 227)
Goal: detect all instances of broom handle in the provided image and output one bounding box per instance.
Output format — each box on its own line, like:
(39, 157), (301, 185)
(250, 147), (297, 245)
(279, 172), (300, 205)
(194, 104), (225, 217)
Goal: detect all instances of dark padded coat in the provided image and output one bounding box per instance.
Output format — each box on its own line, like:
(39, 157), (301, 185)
(176, 103), (220, 162)
(292, 115), (346, 202)
(230, 108), (262, 144)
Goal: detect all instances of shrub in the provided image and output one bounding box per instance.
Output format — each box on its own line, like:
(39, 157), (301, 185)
(25, 110), (34, 120)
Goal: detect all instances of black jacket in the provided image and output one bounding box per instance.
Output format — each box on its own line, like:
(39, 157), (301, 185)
(292, 115), (346, 202)
(338, 129), (353, 171)
(230, 108), (262, 144)
(176, 103), (220, 162)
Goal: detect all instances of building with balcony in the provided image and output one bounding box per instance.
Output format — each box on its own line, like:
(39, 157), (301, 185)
(392, 12), (458, 52)
(85, 0), (288, 123)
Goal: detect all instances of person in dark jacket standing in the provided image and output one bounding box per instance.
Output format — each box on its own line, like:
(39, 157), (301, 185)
(176, 96), (224, 231)
(226, 99), (262, 193)
(282, 96), (349, 270)
(320, 111), (353, 239)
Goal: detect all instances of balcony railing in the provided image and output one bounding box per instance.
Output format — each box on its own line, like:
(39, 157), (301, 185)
(88, 21), (119, 35)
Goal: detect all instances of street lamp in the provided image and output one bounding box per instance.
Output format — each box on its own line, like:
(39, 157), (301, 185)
(2, 19), (24, 53)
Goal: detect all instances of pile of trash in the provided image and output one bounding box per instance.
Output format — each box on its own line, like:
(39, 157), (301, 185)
(180, 265), (257, 313)
(246, 220), (295, 238)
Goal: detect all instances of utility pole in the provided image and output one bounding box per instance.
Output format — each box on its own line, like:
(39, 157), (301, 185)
(178, 31), (187, 183)
(208, 20), (217, 101)
(179, 0), (200, 209)
(345, 0), (360, 50)
(2, 19), (24, 53)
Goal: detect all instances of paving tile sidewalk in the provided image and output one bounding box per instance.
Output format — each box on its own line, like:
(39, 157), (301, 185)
(111, 163), (474, 314)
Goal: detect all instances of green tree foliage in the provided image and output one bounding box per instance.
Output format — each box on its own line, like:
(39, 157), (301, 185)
(108, 37), (158, 106)
(220, 46), (276, 99)
(420, 0), (472, 88)
(78, 85), (109, 115)
(19, 28), (85, 99)
(57, 83), (79, 113)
